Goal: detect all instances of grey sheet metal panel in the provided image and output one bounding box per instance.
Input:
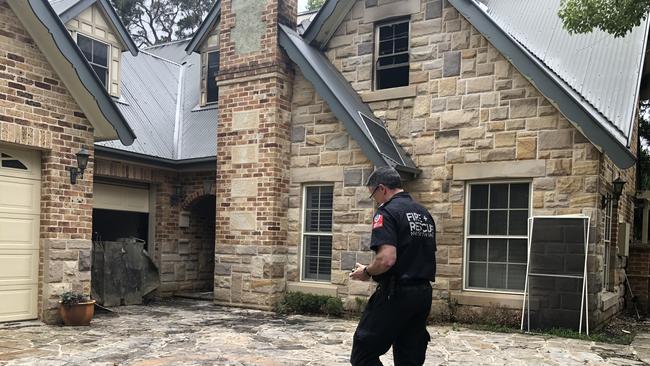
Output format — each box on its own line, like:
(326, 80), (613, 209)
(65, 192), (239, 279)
(98, 51), (180, 158)
(480, 0), (648, 148)
(450, 0), (637, 168)
(279, 24), (420, 178)
(302, 0), (356, 49)
(49, 0), (138, 55)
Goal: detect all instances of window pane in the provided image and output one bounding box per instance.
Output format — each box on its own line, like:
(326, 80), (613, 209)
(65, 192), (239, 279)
(468, 263), (486, 288)
(319, 209), (332, 232)
(488, 239), (507, 262)
(94, 41), (108, 67)
(319, 236), (332, 257)
(318, 257), (331, 277)
(394, 53), (409, 64)
(379, 25), (393, 40)
(469, 210), (487, 235)
(487, 263), (506, 289)
(510, 183), (529, 208)
(394, 22), (408, 37)
(304, 256), (319, 280)
(320, 186), (333, 208)
(379, 40), (393, 55)
(394, 37), (408, 53)
(490, 184), (508, 209)
(92, 65), (108, 86)
(508, 210), (528, 235)
(305, 209), (319, 231)
(508, 239), (528, 263)
(469, 239), (487, 261)
(488, 210), (507, 235)
(507, 264), (526, 290)
(378, 55), (396, 67)
(306, 187), (320, 209)
(78, 35), (93, 61)
(206, 52), (219, 103)
(2, 159), (27, 169)
(304, 235), (319, 256)
(470, 185), (489, 209)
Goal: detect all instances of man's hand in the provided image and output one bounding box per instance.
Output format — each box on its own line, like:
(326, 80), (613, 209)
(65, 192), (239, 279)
(349, 262), (371, 281)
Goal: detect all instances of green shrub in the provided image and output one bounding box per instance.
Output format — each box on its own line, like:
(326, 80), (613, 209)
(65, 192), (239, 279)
(275, 292), (343, 317)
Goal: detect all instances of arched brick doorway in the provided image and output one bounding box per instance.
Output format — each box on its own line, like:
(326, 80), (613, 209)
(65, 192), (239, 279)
(177, 194), (215, 297)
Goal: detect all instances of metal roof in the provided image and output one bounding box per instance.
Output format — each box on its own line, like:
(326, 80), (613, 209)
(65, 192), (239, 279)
(279, 24), (420, 178)
(97, 39), (217, 160)
(479, 0), (648, 149)
(48, 0), (138, 55)
(8, 0), (135, 145)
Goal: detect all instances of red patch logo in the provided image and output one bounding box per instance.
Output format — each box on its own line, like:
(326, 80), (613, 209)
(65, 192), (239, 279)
(373, 214), (383, 229)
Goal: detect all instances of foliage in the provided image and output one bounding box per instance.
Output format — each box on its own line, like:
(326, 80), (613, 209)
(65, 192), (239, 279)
(640, 100), (650, 190)
(275, 292), (343, 317)
(306, 0), (326, 11)
(558, 0), (650, 38)
(60, 291), (90, 306)
(110, 0), (216, 47)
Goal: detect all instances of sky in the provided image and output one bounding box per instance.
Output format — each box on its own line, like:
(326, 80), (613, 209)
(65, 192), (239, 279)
(298, 0), (308, 12)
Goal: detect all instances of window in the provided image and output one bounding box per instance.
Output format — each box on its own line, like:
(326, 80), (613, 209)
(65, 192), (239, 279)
(206, 51), (220, 104)
(375, 19), (410, 90)
(0, 153), (27, 170)
(77, 34), (109, 87)
(603, 196), (615, 291)
(465, 182), (530, 292)
(302, 185), (333, 281)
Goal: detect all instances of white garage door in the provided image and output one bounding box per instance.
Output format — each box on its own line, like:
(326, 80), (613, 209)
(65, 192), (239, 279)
(94, 182), (149, 213)
(0, 146), (40, 322)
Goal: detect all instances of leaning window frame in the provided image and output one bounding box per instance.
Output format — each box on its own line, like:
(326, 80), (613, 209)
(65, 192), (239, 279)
(75, 33), (111, 89)
(462, 180), (533, 295)
(373, 17), (411, 91)
(300, 184), (334, 283)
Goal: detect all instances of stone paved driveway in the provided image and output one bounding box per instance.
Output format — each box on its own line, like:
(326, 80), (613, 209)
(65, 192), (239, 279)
(0, 298), (647, 366)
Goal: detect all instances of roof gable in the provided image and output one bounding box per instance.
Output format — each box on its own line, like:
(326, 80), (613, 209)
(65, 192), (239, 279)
(185, 0), (221, 54)
(49, 0), (138, 55)
(8, 0), (135, 145)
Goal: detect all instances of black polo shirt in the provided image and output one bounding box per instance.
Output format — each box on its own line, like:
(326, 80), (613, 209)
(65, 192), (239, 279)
(369, 192), (436, 284)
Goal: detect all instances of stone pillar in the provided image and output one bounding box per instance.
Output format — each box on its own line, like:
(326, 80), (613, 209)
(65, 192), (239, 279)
(214, 0), (296, 309)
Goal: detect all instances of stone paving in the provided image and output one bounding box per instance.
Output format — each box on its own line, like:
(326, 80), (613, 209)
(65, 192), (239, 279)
(0, 298), (648, 366)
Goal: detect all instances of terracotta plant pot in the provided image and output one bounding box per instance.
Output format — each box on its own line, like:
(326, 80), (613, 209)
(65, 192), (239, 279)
(59, 300), (96, 326)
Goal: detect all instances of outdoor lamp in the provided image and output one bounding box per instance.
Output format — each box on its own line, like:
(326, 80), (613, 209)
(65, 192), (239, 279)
(69, 148), (89, 185)
(601, 176), (626, 209)
(170, 184), (185, 206)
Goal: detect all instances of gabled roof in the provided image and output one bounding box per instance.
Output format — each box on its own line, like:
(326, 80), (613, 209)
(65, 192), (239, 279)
(279, 25), (420, 178)
(49, 0), (138, 55)
(449, 0), (644, 168)
(7, 0), (135, 145)
(300, 0), (647, 169)
(185, 0), (221, 54)
(98, 39), (217, 161)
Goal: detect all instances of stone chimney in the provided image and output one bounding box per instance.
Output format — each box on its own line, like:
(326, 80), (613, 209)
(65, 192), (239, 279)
(214, 0), (296, 309)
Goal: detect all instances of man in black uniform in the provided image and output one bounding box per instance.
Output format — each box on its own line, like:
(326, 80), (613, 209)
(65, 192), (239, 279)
(349, 166), (436, 366)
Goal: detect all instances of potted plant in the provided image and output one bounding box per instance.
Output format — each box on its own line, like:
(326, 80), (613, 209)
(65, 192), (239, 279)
(59, 291), (95, 326)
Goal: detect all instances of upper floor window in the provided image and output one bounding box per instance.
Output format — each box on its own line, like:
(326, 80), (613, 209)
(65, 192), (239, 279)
(206, 51), (220, 104)
(78, 34), (109, 87)
(465, 182), (530, 293)
(375, 19), (410, 90)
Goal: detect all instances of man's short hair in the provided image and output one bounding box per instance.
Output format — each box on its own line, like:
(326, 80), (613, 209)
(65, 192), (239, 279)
(366, 166), (402, 189)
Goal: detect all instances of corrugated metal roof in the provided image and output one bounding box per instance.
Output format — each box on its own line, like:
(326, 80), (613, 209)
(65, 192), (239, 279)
(480, 0), (649, 147)
(96, 39), (217, 160)
(48, 0), (79, 14)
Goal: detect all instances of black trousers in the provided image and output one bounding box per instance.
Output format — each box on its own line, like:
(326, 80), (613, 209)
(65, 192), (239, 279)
(350, 282), (432, 366)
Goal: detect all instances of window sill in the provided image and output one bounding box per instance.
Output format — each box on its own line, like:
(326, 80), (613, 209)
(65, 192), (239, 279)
(286, 281), (338, 297)
(453, 291), (524, 309)
(360, 85), (416, 103)
(600, 290), (619, 311)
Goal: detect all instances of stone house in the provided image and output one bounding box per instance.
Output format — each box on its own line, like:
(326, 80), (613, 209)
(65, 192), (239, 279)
(0, 0), (648, 328)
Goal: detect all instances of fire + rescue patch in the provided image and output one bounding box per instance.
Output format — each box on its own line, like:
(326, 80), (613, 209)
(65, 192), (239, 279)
(373, 214), (383, 229)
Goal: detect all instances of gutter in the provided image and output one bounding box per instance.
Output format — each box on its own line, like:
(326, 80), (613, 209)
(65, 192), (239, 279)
(95, 145), (216, 172)
(172, 64), (186, 159)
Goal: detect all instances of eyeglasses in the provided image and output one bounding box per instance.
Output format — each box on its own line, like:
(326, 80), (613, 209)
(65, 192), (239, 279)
(368, 185), (380, 200)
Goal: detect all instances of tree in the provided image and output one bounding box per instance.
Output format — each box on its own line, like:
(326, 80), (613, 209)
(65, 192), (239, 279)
(558, 0), (650, 38)
(110, 0), (215, 47)
(306, 0), (326, 11)
(639, 100), (650, 190)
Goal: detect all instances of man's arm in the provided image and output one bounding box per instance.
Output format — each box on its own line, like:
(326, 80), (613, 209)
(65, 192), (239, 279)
(349, 244), (396, 281)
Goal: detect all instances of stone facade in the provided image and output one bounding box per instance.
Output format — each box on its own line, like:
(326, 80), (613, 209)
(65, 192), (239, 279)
(285, 0), (638, 326)
(213, 0), (296, 309)
(0, 2), (97, 323)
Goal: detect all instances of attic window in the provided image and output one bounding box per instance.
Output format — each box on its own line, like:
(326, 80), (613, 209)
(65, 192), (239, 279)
(1, 153), (27, 170)
(375, 19), (410, 90)
(206, 51), (220, 104)
(78, 34), (109, 87)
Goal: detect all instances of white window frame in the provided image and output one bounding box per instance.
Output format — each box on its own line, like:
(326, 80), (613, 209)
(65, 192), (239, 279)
(602, 195), (614, 291)
(204, 50), (220, 105)
(463, 180), (533, 294)
(75, 33), (111, 89)
(374, 18), (411, 91)
(300, 184), (334, 283)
